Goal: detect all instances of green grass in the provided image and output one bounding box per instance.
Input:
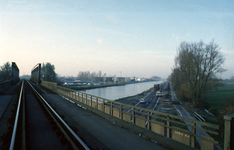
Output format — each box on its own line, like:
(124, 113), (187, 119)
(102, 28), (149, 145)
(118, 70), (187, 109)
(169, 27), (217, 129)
(205, 83), (234, 112)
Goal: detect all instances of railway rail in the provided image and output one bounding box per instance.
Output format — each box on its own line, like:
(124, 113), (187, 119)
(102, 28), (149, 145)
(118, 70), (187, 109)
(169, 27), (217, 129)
(9, 80), (90, 150)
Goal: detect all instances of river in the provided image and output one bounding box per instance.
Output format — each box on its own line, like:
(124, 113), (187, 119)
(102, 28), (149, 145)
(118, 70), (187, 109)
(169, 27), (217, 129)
(81, 80), (163, 100)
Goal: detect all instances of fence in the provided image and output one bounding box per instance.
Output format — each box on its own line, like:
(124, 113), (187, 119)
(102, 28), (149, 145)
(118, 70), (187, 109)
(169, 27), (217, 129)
(40, 81), (232, 150)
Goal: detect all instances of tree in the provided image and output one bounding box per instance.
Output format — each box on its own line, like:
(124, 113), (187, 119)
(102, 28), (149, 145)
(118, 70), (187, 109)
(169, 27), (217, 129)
(98, 70), (102, 77)
(171, 40), (226, 106)
(41, 62), (57, 82)
(77, 70), (104, 81)
(0, 62), (11, 81)
(230, 76), (234, 82)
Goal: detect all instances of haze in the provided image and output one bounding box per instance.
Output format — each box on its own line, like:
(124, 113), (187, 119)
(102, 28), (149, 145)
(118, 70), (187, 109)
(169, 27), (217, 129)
(0, 0), (233, 79)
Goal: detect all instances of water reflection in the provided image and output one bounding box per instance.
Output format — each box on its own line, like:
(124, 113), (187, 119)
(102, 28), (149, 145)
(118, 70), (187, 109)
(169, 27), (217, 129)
(81, 81), (163, 100)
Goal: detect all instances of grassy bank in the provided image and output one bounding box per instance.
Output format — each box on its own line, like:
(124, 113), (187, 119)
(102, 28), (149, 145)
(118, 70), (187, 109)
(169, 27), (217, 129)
(205, 83), (234, 113)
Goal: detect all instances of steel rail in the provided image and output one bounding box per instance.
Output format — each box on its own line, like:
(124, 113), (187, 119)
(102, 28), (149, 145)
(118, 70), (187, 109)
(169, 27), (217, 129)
(27, 81), (90, 150)
(9, 80), (24, 150)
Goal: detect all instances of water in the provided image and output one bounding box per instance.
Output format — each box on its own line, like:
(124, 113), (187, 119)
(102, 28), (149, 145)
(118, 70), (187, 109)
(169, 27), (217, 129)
(81, 80), (163, 100)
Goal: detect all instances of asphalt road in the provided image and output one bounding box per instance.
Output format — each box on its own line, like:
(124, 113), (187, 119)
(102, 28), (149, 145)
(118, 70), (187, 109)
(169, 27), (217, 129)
(169, 81), (221, 150)
(130, 81), (168, 118)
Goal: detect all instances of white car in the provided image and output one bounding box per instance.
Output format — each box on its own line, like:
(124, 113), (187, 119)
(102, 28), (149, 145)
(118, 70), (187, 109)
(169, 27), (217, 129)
(156, 90), (163, 97)
(140, 98), (144, 103)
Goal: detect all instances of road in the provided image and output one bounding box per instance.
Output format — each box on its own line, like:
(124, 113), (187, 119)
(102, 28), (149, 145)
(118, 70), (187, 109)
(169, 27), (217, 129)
(126, 80), (221, 150)
(169, 81), (221, 150)
(126, 81), (168, 123)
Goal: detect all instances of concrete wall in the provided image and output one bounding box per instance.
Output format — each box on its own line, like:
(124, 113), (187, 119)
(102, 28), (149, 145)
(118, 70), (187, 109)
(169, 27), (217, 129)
(200, 135), (214, 150)
(172, 127), (190, 147)
(11, 62), (20, 85)
(135, 116), (145, 128)
(0, 80), (11, 92)
(41, 80), (57, 92)
(123, 112), (131, 123)
(151, 121), (165, 136)
(113, 108), (119, 118)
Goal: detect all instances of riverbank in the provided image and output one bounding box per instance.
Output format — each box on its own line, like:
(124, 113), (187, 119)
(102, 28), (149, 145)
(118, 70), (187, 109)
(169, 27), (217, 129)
(62, 80), (157, 91)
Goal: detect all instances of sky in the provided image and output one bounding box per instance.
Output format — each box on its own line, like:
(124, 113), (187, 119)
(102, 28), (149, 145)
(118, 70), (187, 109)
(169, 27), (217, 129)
(0, 0), (234, 79)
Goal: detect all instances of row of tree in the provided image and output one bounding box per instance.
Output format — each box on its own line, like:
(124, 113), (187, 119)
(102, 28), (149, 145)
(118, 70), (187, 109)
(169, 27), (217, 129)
(170, 40), (226, 106)
(0, 62), (11, 81)
(77, 71), (106, 81)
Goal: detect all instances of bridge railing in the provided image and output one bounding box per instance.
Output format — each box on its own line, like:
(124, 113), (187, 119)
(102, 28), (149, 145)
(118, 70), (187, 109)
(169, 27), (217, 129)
(44, 81), (224, 150)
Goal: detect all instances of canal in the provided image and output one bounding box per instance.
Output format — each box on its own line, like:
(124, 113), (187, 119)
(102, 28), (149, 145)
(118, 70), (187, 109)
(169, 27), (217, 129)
(81, 80), (163, 100)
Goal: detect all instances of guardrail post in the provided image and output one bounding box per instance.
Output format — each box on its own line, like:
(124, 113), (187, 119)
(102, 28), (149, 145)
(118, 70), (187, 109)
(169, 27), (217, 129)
(120, 104), (123, 119)
(132, 108), (135, 124)
(147, 111), (150, 130)
(120, 104), (123, 128)
(102, 99), (105, 112)
(96, 98), (98, 109)
(90, 96), (92, 106)
(167, 116), (171, 138)
(75, 92), (78, 100)
(85, 94), (87, 105)
(111, 102), (113, 116)
(191, 122), (196, 148)
(224, 114), (234, 150)
(82, 93), (84, 103)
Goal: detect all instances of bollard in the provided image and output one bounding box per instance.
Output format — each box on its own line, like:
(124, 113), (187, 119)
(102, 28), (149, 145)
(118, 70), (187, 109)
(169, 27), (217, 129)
(224, 114), (234, 150)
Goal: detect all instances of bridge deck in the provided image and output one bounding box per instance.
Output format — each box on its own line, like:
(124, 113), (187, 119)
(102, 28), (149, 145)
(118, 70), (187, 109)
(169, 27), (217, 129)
(43, 93), (193, 150)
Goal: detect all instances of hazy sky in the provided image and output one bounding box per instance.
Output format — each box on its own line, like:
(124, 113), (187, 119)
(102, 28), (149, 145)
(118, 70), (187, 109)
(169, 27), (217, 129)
(0, 0), (233, 79)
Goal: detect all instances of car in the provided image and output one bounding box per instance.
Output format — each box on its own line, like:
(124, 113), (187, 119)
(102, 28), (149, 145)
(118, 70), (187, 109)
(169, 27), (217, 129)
(156, 90), (163, 97)
(140, 98), (144, 103)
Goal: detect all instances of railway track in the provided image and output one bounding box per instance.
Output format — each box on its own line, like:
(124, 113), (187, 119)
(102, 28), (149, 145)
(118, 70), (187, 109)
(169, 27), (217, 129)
(9, 80), (90, 150)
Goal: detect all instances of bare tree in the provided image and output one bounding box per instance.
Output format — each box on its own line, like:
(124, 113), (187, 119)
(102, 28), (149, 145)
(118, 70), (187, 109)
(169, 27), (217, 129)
(171, 40), (226, 106)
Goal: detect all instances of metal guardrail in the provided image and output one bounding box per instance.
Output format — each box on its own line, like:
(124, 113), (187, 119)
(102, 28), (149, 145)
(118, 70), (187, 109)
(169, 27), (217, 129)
(44, 83), (220, 150)
(194, 111), (206, 122)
